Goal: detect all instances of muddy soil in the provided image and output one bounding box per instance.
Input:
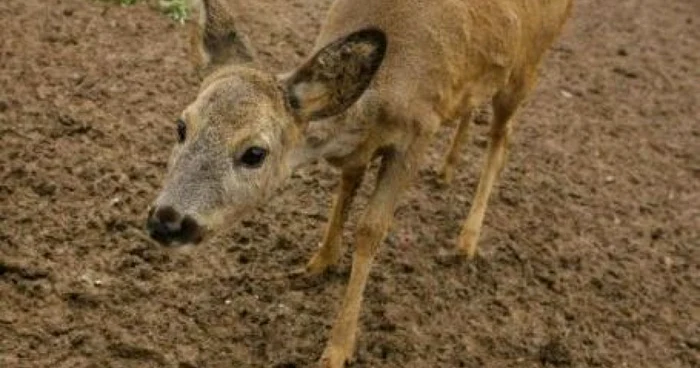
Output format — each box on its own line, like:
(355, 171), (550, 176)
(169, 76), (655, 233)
(1, 0), (698, 367)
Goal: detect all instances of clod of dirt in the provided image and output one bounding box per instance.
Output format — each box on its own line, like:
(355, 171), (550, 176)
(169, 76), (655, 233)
(273, 363), (299, 368)
(108, 342), (167, 365)
(612, 66), (639, 79)
(539, 339), (573, 367)
(0, 260), (49, 280)
(62, 291), (102, 308)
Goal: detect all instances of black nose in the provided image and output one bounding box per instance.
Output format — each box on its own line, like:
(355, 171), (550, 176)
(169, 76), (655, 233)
(146, 206), (203, 245)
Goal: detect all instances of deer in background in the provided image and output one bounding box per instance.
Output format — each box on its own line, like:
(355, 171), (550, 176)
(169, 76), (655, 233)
(146, 0), (573, 366)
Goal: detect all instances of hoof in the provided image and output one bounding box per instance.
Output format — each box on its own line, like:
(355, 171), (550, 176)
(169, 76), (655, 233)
(319, 345), (352, 368)
(305, 244), (342, 276)
(457, 230), (479, 259)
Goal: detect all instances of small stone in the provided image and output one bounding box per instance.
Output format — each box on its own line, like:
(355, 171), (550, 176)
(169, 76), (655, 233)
(663, 256), (673, 268)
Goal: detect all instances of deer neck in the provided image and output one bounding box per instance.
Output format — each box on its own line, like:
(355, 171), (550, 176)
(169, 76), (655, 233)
(291, 93), (379, 169)
(289, 114), (365, 168)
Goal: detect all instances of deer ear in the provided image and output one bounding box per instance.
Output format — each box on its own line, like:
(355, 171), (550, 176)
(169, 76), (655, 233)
(188, 0), (256, 72)
(282, 28), (387, 121)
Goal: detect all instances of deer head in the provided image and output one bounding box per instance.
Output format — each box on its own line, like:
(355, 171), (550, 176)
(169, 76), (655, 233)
(146, 0), (386, 245)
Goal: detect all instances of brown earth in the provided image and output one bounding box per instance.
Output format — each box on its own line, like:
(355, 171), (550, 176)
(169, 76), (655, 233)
(1, 0), (698, 367)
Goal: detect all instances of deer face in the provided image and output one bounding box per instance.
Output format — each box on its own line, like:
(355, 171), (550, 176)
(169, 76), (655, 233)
(147, 68), (300, 244)
(146, 6), (386, 245)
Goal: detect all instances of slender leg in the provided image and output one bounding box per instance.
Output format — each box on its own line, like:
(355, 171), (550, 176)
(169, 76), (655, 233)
(438, 109), (474, 185)
(319, 146), (425, 368)
(457, 74), (536, 258)
(306, 167), (366, 275)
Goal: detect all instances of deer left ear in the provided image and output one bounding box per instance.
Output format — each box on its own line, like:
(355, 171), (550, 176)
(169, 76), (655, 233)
(189, 0), (256, 73)
(282, 28), (387, 121)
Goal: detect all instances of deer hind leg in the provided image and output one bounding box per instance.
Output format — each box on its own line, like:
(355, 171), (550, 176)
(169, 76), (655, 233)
(320, 140), (428, 368)
(457, 73), (537, 258)
(306, 167), (366, 275)
(438, 109), (474, 185)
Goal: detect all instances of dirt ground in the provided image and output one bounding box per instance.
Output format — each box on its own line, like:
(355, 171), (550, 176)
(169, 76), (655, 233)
(1, 0), (698, 367)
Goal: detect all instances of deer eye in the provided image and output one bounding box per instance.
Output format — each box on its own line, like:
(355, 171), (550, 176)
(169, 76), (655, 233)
(239, 146), (267, 168)
(176, 118), (186, 143)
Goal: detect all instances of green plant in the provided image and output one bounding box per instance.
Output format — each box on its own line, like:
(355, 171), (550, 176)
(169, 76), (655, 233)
(96, 0), (190, 23)
(96, 0), (139, 7)
(159, 0), (190, 23)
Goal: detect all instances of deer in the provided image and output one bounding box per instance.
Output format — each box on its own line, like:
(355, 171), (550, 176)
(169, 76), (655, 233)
(145, 0), (573, 366)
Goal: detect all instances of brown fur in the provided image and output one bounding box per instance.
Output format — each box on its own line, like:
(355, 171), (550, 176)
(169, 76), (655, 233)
(150, 0), (573, 366)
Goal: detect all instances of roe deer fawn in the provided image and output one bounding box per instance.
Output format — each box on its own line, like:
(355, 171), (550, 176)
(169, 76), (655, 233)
(146, 0), (573, 366)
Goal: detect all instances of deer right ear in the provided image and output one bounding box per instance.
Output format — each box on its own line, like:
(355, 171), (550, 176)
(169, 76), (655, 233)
(282, 28), (387, 121)
(188, 0), (256, 73)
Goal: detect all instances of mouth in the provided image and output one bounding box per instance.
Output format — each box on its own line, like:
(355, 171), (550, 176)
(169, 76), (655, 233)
(148, 229), (205, 247)
(146, 209), (206, 246)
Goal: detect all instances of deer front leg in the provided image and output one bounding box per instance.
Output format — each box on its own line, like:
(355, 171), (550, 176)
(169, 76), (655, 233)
(306, 167), (366, 275)
(319, 150), (417, 368)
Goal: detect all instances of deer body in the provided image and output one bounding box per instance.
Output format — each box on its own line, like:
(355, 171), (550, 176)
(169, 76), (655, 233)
(147, 0), (572, 366)
(303, 0), (572, 165)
